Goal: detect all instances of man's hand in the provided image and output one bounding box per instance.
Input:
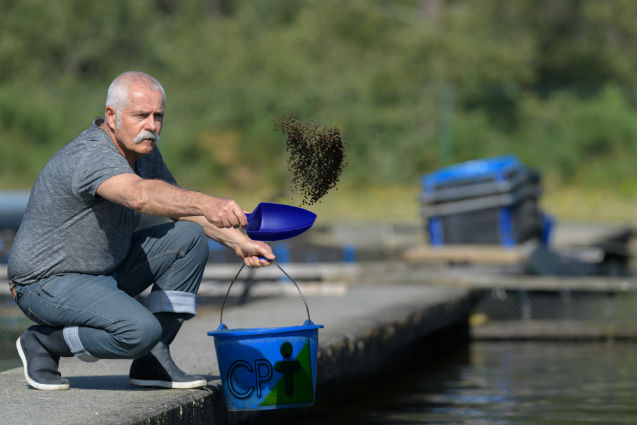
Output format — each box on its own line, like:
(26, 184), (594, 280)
(201, 197), (248, 229)
(179, 215), (274, 268)
(233, 239), (276, 268)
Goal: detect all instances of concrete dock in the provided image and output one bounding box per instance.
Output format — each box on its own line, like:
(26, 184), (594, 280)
(0, 282), (479, 425)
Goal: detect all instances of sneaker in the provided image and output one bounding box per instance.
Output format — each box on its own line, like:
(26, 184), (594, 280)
(129, 348), (207, 389)
(16, 331), (69, 391)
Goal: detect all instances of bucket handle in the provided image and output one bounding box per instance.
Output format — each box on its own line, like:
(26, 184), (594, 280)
(219, 260), (312, 326)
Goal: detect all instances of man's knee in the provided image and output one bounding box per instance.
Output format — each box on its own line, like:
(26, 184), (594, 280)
(115, 315), (162, 358)
(174, 221), (209, 262)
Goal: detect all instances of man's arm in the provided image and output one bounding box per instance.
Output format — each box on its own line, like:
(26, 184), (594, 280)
(181, 215), (275, 268)
(96, 173), (248, 228)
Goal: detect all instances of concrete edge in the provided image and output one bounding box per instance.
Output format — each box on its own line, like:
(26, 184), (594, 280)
(316, 290), (482, 383)
(127, 384), (240, 425)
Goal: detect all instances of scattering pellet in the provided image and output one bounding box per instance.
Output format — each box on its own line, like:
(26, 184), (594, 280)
(274, 113), (347, 206)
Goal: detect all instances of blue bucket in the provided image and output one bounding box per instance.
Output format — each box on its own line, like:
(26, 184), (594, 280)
(208, 262), (324, 411)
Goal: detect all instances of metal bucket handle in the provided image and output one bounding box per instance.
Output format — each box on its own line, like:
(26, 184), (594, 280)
(219, 260), (312, 327)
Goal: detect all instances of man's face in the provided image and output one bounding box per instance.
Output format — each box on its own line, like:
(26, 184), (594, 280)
(107, 83), (165, 160)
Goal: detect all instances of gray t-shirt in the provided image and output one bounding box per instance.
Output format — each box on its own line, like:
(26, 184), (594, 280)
(8, 117), (177, 284)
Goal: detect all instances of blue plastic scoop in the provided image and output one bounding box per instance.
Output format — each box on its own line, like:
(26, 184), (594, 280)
(245, 202), (317, 241)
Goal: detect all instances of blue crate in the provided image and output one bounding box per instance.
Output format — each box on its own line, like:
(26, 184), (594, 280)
(420, 156), (549, 247)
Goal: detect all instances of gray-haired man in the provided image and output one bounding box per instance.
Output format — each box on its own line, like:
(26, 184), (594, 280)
(8, 71), (275, 390)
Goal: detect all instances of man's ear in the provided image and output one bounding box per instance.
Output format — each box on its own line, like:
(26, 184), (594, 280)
(105, 106), (117, 129)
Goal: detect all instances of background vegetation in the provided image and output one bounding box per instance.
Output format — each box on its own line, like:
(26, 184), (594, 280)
(0, 0), (634, 222)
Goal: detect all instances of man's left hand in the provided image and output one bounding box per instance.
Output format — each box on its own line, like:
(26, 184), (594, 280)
(234, 239), (275, 268)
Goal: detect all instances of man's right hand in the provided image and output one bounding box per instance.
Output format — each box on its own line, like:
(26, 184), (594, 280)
(201, 197), (248, 228)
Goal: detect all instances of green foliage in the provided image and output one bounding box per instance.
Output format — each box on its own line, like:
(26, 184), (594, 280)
(0, 0), (634, 196)
(517, 86), (635, 192)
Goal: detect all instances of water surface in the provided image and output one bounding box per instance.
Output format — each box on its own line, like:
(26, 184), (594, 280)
(254, 341), (636, 425)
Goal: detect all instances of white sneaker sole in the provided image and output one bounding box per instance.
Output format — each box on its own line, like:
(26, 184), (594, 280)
(129, 377), (208, 389)
(16, 337), (69, 391)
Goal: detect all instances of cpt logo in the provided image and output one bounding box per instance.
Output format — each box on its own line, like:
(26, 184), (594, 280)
(226, 341), (314, 406)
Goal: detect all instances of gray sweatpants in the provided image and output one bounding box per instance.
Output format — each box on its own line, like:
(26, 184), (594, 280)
(13, 220), (209, 361)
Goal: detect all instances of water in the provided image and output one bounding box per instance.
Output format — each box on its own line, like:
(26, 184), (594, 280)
(369, 342), (637, 425)
(252, 341), (637, 425)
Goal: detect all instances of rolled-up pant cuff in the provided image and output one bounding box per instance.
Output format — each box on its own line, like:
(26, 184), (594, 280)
(63, 326), (99, 362)
(146, 290), (196, 316)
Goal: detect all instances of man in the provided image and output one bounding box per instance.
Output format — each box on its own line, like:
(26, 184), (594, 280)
(8, 71), (275, 391)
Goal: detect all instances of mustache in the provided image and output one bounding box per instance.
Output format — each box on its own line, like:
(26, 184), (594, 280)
(134, 130), (160, 144)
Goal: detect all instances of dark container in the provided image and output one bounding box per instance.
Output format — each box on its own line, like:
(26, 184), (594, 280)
(420, 155), (551, 246)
